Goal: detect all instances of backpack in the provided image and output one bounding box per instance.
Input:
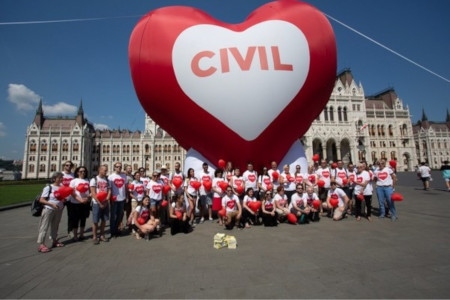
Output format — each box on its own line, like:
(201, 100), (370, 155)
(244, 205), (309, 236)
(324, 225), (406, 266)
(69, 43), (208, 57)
(31, 184), (51, 217)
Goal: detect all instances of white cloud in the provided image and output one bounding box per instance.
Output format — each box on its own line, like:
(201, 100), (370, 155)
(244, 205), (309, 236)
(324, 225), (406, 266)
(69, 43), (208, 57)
(43, 102), (77, 116)
(0, 122), (6, 137)
(7, 83), (41, 112)
(94, 123), (110, 130)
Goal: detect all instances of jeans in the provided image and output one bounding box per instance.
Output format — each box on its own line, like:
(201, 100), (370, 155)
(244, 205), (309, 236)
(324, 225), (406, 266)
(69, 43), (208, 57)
(110, 200), (125, 236)
(376, 186), (396, 218)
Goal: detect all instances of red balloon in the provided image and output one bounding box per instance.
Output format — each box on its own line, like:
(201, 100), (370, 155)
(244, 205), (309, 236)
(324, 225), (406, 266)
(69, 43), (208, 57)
(266, 183), (273, 191)
(96, 191), (107, 202)
(163, 185), (171, 195)
(76, 183), (89, 194)
(342, 178), (348, 186)
(161, 199), (169, 207)
(391, 192), (403, 201)
(218, 159), (226, 169)
(218, 181), (229, 191)
(389, 160), (397, 169)
(312, 199), (321, 209)
(218, 208), (227, 217)
(53, 190), (64, 201)
(312, 154), (320, 162)
(236, 185), (244, 195)
(203, 180), (212, 191)
(175, 210), (183, 220)
(272, 171), (279, 180)
(356, 193), (364, 201)
(137, 217), (146, 225)
(111, 195), (117, 202)
(129, 1), (336, 173)
(172, 177), (182, 189)
(191, 181), (201, 190)
(128, 183), (135, 191)
(329, 198), (338, 208)
(287, 213), (297, 224)
(317, 180), (325, 188)
(331, 162), (337, 169)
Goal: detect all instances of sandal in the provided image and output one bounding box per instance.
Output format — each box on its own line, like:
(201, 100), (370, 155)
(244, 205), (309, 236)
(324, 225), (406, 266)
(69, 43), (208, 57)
(38, 245), (52, 253)
(99, 236), (109, 242)
(52, 242), (64, 248)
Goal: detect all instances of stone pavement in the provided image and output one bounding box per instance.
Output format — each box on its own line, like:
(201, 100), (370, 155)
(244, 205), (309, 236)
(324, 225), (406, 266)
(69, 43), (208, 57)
(0, 172), (449, 299)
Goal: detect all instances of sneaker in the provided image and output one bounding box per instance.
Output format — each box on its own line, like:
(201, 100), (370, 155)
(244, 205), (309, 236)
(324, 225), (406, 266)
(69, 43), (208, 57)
(391, 216), (398, 222)
(93, 238), (100, 245)
(200, 217), (205, 224)
(209, 217), (214, 222)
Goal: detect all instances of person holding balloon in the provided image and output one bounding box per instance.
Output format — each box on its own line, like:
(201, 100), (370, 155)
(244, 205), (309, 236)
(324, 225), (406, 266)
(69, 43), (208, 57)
(36, 172), (67, 253)
(243, 163), (259, 199)
(305, 165), (318, 193)
(68, 166), (91, 242)
(169, 194), (191, 235)
(132, 196), (160, 239)
(294, 165), (305, 190)
(316, 160), (332, 216)
(241, 187), (260, 228)
(89, 164), (111, 245)
(212, 169), (226, 225)
(353, 163), (373, 221)
(289, 184), (310, 224)
(280, 164), (296, 203)
(302, 186), (321, 222)
(184, 168), (200, 227)
(268, 161), (281, 191)
(169, 162), (185, 197)
(230, 167), (245, 200)
(198, 162), (214, 224)
(325, 180), (350, 221)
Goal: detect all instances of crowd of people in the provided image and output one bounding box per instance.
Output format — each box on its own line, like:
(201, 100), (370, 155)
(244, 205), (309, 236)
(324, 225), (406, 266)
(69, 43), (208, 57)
(36, 157), (402, 253)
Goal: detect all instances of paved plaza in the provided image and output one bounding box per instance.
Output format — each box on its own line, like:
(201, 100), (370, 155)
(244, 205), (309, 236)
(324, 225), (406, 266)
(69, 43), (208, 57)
(0, 172), (449, 299)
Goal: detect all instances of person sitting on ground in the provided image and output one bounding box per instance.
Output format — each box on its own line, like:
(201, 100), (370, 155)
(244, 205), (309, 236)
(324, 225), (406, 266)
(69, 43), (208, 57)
(132, 196), (161, 239)
(241, 187), (260, 228)
(274, 186), (290, 223)
(221, 186), (242, 230)
(169, 194), (191, 235)
(261, 190), (278, 227)
(324, 180), (350, 221)
(289, 184), (310, 224)
(302, 186), (321, 222)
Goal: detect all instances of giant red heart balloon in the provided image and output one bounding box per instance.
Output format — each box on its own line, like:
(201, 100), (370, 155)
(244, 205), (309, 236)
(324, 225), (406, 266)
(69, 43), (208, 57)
(129, 1), (336, 172)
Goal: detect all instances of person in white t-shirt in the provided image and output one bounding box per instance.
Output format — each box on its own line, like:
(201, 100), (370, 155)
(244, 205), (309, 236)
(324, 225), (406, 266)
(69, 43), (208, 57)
(353, 163), (373, 221)
(274, 186), (290, 223)
(243, 163), (259, 198)
(221, 187), (242, 230)
(132, 196), (160, 239)
(108, 162), (128, 238)
(325, 180), (350, 221)
(89, 165), (111, 245)
(198, 162), (214, 223)
(241, 187), (259, 228)
(68, 166), (91, 241)
(289, 184), (310, 224)
(374, 158), (397, 221)
(417, 162), (432, 191)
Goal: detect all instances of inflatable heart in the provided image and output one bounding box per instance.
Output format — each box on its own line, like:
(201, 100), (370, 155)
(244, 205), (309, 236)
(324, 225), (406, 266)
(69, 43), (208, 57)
(162, 185), (171, 195)
(312, 199), (321, 209)
(129, 1), (336, 172)
(287, 213), (297, 224)
(128, 183), (135, 191)
(329, 198), (338, 208)
(76, 183), (89, 194)
(391, 192), (403, 201)
(96, 191), (108, 202)
(172, 177), (182, 189)
(161, 199), (169, 207)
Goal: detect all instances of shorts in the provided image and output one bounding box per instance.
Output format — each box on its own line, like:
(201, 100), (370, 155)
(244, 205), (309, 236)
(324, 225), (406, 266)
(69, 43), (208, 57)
(150, 198), (161, 208)
(92, 203), (109, 223)
(421, 177), (430, 182)
(199, 194), (212, 207)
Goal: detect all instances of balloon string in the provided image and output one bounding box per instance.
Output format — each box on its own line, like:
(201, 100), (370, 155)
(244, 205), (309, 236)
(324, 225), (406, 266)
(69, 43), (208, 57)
(0, 15), (142, 25)
(325, 13), (450, 84)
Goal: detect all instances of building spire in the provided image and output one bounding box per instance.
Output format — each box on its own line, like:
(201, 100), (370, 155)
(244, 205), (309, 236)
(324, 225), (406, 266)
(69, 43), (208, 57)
(36, 98), (43, 115)
(446, 108), (450, 122)
(77, 98), (84, 115)
(421, 108), (428, 122)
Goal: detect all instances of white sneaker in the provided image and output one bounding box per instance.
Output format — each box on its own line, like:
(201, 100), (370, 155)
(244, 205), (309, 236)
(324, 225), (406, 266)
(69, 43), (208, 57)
(200, 217), (205, 224)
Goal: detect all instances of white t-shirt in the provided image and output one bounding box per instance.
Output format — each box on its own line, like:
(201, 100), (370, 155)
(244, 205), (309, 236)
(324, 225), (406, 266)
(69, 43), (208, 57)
(268, 169), (281, 189)
(289, 192), (305, 209)
(108, 172), (127, 201)
(418, 165), (431, 178)
(41, 184), (64, 210)
(70, 178), (90, 204)
(131, 180), (145, 202)
(198, 171), (214, 196)
(354, 170), (373, 195)
(222, 194), (239, 213)
(258, 175), (271, 191)
(212, 177), (226, 198)
(134, 205), (150, 225)
(62, 171), (74, 202)
(374, 167), (394, 186)
(274, 193), (288, 208)
(280, 172), (296, 191)
(90, 176), (110, 205)
(242, 170), (258, 191)
(302, 192), (319, 207)
(146, 179), (163, 200)
(294, 173), (305, 185)
(184, 177), (199, 196)
(316, 167), (331, 188)
(327, 187), (347, 207)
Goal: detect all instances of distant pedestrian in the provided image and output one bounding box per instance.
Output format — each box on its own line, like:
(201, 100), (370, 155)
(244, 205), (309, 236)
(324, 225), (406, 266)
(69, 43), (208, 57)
(417, 162), (432, 191)
(440, 161), (450, 192)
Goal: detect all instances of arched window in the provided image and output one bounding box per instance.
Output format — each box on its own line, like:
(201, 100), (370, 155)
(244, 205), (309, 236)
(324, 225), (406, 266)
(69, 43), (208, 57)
(29, 140), (37, 153)
(371, 151), (376, 162)
(73, 140), (79, 152)
(51, 164), (57, 172)
(51, 140), (58, 152)
(324, 107), (328, 121)
(62, 140), (69, 152)
(390, 151), (396, 160)
(343, 107), (348, 122)
(388, 125), (394, 137)
(39, 164), (46, 172)
(329, 106), (334, 121)
(337, 107), (342, 122)
(145, 144), (150, 154)
(381, 151), (386, 159)
(40, 140), (48, 152)
(402, 124), (407, 136)
(29, 164), (35, 173)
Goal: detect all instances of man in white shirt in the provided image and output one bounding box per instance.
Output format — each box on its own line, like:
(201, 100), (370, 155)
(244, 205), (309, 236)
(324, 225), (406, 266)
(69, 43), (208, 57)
(417, 162), (432, 191)
(108, 162), (128, 238)
(243, 163), (258, 198)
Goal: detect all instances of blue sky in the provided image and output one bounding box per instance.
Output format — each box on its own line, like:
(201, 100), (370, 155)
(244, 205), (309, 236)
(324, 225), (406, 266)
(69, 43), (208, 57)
(1, 0), (449, 160)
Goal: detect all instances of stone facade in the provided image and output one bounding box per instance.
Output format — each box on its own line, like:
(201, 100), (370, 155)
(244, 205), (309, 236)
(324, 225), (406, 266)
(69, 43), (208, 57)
(22, 69), (429, 179)
(412, 109), (450, 169)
